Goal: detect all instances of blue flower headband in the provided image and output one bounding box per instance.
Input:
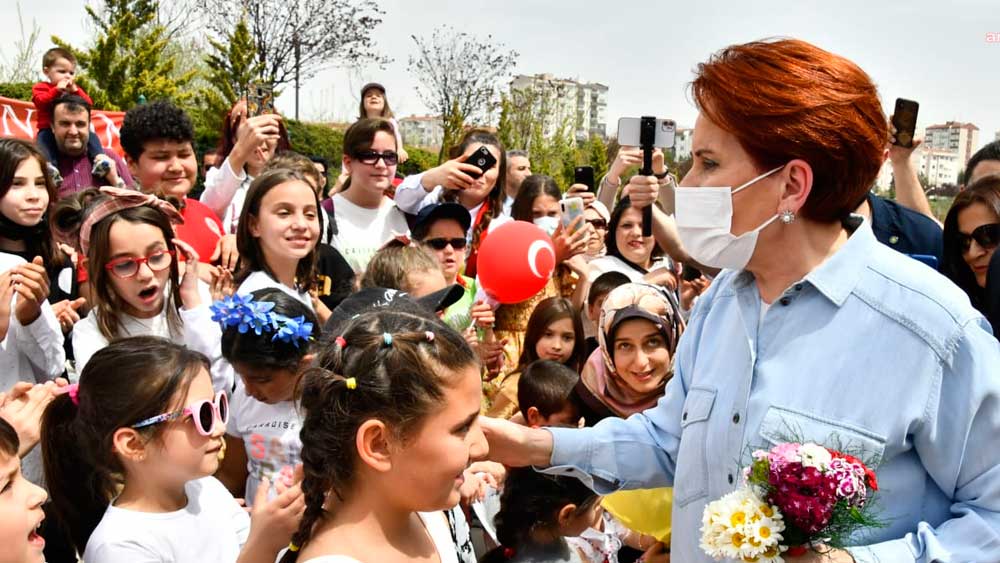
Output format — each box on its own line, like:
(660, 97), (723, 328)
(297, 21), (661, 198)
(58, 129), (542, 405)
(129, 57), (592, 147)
(211, 294), (314, 347)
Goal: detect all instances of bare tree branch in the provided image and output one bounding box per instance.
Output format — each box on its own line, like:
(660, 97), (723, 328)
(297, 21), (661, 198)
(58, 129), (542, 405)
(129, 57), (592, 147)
(1, 2), (43, 83)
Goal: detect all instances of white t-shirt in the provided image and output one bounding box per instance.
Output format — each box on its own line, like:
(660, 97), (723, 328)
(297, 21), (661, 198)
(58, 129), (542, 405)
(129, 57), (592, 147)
(83, 477), (250, 563)
(200, 157), (253, 235)
(329, 193), (409, 273)
(237, 270), (314, 311)
(586, 255), (671, 284)
(71, 282), (231, 390)
(301, 511), (459, 563)
(226, 382), (302, 504)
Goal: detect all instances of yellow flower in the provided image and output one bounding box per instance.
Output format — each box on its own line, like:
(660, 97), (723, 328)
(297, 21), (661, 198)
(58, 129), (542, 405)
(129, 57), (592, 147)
(731, 532), (746, 548)
(761, 504), (774, 518)
(731, 510), (747, 527)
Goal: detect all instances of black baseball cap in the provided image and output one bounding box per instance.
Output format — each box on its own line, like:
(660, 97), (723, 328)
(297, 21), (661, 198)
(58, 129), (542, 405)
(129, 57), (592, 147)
(324, 285), (464, 334)
(360, 82), (386, 96)
(411, 203), (471, 241)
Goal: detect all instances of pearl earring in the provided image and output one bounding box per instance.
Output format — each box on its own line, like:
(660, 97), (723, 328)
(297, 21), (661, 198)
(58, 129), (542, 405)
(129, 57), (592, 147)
(780, 210), (795, 224)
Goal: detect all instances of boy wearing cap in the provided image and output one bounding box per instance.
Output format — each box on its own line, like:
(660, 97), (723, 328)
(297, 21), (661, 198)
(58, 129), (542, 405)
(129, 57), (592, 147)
(411, 202), (477, 331)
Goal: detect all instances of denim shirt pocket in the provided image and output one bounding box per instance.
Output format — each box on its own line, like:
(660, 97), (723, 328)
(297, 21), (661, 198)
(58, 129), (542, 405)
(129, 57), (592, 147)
(674, 386), (718, 508)
(758, 405), (887, 464)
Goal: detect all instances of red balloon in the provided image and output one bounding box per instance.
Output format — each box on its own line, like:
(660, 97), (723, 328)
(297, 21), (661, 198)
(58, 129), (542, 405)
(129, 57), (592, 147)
(478, 221), (556, 304)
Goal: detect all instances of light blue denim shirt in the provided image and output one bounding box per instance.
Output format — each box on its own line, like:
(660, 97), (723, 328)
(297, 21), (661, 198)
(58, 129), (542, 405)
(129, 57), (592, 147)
(546, 217), (1000, 562)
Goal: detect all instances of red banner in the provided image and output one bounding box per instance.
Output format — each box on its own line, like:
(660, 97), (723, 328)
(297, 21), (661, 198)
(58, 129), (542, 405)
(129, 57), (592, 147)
(0, 95), (125, 155)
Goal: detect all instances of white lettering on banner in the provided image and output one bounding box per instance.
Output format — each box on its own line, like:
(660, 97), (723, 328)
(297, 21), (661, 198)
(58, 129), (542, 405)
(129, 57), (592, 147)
(1, 103), (35, 137)
(92, 113), (119, 149)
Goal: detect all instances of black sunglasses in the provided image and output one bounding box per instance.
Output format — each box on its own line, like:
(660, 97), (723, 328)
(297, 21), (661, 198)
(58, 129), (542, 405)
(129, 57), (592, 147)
(587, 218), (608, 230)
(958, 223), (1000, 253)
(353, 150), (399, 166)
(424, 237), (467, 251)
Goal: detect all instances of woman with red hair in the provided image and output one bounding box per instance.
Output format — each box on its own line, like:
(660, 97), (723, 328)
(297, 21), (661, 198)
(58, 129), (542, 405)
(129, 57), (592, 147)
(481, 38), (1000, 562)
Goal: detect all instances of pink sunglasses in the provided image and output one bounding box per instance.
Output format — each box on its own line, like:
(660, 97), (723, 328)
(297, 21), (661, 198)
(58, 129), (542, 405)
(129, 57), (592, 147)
(131, 391), (229, 436)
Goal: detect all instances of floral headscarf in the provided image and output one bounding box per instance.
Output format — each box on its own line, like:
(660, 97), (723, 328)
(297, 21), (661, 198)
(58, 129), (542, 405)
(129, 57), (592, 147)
(580, 283), (683, 417)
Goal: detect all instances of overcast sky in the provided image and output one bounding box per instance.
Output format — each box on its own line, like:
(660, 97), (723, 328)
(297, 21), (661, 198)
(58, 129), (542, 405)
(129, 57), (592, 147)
(5, 0), (999, 149)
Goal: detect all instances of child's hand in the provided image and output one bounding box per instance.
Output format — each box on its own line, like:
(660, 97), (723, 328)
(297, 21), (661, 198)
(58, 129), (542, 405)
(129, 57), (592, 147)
(56, 78), (72, 91)
(210, 234), (240, 271)
(210, 267), (235, 301)
(173, 239), (202, 309)
(638, 541), (670, 563)
(0, 271), (14, 340)
(12, 257), (50, 326)
(0, 380), (62, 457)
(246, 476), (305, 554)
(51, 297), (86, 334)
(469, 300), (495, 329)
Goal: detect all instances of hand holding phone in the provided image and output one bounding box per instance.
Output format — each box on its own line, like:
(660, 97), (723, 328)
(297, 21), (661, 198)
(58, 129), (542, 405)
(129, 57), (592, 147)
(462, 146), (497, 179)
(560, 197), (585, 233)
(891, 98), (919, 148)
(246, 82), (276, 117)
(574, 166), (595, 192)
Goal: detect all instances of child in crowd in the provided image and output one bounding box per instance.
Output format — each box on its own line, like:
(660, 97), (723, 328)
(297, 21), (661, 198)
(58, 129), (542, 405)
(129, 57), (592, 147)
(358, 83), (407, 164)
(31, 48), (103, 165)
(486, 297), (585, 419)
(330, 118), (409, 273)
(516, 360), (581, 428)
(235, 168), (322, 315)
(480, 467), (602, 563)
(40, 336), (301, 562)
(0, 417), (48, 563)
(120, 100), (228, 271)
(394, 129), (508, 277)
(201, 103), (289, 234)
(263, 153), (356, 312)
(282, 309), (486, 562)
(410, 202), (476, 330)
(583, 271), (630, 356)
(361, 244), (448, 298)
(53, 187), (227, 386)
(0, 139), (68, 387)
(215, 288), (320, 504)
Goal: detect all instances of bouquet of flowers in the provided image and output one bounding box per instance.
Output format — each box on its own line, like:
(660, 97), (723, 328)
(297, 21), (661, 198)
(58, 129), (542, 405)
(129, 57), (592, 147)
(700, 442), (881, 562)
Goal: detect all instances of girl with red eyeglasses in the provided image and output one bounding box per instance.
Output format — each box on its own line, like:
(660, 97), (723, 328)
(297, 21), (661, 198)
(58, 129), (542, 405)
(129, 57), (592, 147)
(52, 188), (230, 387)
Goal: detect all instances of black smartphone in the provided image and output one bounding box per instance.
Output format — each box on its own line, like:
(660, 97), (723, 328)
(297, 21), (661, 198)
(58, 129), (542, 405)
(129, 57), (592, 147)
(463, 146), (497, 179)
(682, 264), (702, 282)
(891, 98), (919, 148)
(574, 166), (595, 192)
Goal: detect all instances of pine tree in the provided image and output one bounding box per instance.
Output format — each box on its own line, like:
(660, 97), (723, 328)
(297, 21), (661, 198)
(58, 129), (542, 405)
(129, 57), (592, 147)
(203, 17), (262, 107)
(53, 0), (196, 110)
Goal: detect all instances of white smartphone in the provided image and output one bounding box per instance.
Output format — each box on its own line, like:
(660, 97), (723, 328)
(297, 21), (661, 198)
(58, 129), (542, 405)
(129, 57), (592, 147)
(560, 196), (585, 232)
(617, 117), (676, 148)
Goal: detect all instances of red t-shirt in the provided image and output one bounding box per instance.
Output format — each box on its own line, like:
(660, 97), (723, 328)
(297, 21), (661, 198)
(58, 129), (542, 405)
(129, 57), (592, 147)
(175, 198), (225, 262)
(31, 82), (94, 130)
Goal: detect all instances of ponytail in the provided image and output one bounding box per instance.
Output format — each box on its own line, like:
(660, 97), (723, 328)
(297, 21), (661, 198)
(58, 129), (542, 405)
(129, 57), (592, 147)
(40, 336), (208, 554)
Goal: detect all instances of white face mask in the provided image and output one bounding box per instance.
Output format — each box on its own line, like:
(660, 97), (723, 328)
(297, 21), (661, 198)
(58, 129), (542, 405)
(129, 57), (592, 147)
(674, 166), (785, 270)
(533, 216), (560, 236)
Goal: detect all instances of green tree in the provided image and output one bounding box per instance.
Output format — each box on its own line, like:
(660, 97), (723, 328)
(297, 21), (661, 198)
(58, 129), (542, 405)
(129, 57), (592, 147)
(204, 18), (262, 107)
(53, 0), (196, 110)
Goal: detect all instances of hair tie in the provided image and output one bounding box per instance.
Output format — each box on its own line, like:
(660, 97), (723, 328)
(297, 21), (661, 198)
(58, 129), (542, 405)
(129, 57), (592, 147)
(335, 336), (347, 348)
(54, 383), (80, 406)
(345, 377), (357, 390)
(382, 333), (393, 347)
(503, 547), (515, 559)
(425, 331), (435, 342)
(288, 542), (300, 552)
(79, 186), (184, 255)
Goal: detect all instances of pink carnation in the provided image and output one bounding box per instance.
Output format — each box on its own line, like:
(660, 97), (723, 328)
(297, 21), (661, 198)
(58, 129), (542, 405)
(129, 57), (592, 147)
(767, 442), (802, 471)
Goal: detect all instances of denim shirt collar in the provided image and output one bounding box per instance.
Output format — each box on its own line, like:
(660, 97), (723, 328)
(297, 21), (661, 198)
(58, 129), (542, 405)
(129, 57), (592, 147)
(731, 215), (873, 307)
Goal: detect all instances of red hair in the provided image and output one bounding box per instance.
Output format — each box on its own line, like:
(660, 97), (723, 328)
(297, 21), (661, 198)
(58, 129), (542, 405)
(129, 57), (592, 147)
(691, 38), (888, 222)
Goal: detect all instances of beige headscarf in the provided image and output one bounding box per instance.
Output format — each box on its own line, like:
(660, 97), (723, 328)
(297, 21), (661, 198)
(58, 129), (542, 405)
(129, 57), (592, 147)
(580, 283), (683, 417)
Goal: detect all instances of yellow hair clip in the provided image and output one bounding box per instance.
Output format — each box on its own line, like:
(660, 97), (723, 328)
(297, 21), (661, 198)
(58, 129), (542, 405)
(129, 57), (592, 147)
(345, 377), (357, 390)
(288, 542), (300, 552)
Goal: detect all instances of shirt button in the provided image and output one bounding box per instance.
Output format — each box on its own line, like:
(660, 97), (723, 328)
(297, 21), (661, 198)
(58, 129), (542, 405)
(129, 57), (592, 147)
(794, 284), (803, 291)
(682, 412), (688, 422)
(732, 413), (740, 424)
(889, 235), (900, 244)
(780, 298), (791, 306)
(728, 473), (734, 484)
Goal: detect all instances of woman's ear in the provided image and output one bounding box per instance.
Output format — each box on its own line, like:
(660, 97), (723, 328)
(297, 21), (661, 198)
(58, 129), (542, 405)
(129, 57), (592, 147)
(355, 419), (393, 473)
(112, 427), (149, 463)
(779, 159), (814, 214)
(247, 214), (261, 238)
(342, 155), (353, 177)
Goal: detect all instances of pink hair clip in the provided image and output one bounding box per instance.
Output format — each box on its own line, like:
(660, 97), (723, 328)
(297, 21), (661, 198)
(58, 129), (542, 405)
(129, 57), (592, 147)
(335, 336), (347, 348)
(54, 383), (80, 406)
(425, 331), (435, 342)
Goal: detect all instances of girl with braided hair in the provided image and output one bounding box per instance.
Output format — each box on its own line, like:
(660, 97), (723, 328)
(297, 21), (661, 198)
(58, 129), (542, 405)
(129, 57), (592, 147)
(282, 309), (487, 563)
